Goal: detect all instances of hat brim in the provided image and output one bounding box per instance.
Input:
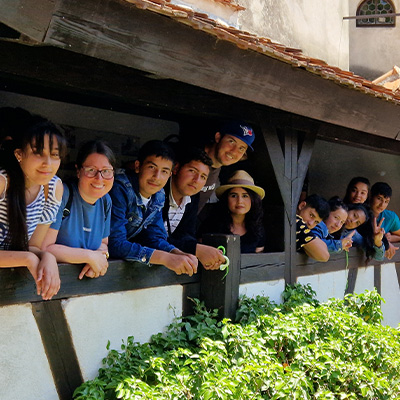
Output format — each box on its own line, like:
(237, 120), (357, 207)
(216, 184), (265, 199)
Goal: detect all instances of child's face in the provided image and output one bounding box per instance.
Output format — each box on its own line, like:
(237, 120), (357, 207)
(298, 203), (322, 229)
(371, 194), (390, 215)
(15, 134), (61, 188)
(345, 209), (367, 230)
(172, 160), (210, 198)
(349, 182), (369, 204)
(325, 208), (348, 234)
(135, 155), (172, 199)
(227, 187), (252, 216)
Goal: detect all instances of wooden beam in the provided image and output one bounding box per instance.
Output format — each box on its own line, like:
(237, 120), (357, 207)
(0, 260), (198, 306)
(0, 0), (56, 41)
(37, 0), (400, 139)
(32, 300), (83, 400)
(200, 234), (241, 320)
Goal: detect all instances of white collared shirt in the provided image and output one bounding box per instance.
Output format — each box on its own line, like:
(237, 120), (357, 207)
(165, 181), (191, 234)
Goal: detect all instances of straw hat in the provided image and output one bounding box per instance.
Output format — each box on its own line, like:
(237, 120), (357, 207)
(216, 170), (265, 199)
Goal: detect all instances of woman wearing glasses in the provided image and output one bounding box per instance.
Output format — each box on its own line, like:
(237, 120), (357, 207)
(43, 140), (115, 279)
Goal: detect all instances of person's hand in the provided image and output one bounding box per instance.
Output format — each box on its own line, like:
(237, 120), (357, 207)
(196, 244), (226, 270)
(25, 252), (41, 286)
(341, 230), (355, 252)
(385, 242), (399, 260)
(86, 250), (109, 278)
(37, 252), (60, 300)
(373, 217), (385, 247)
(164, 253), (198, 276)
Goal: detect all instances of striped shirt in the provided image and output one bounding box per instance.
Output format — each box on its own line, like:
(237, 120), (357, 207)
(0, 169), (61, 249)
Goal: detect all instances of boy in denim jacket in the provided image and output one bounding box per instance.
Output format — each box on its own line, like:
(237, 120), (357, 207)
(109, 140), (198, 276)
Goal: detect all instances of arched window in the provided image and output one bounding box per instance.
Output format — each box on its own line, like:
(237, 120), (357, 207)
(357, 0), (396, 26)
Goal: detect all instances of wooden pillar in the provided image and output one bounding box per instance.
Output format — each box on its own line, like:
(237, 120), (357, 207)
(200, 234), (241, 320)
(259, 116), (317, 285)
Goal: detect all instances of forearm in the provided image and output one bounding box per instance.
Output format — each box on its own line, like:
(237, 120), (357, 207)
(388, 233), (400, 243)
(303, 238), (330, 262)
(0, 250), (38, 268)
(46, 244), (97, 264)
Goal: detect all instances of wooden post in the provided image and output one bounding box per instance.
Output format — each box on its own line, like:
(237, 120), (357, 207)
(259, 115), (318, 285)
(200, 234), (241, 320)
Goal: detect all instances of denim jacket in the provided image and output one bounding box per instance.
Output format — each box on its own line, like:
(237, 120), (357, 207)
(311, 222), (342, 254)
(109, 170), (175, 264)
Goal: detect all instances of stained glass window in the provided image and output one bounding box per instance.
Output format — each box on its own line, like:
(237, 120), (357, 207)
(357, 0), (395, 26)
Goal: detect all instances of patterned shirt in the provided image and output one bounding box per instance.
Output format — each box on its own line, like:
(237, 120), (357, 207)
(296, 215), (316, 251)
(0, 169), (61, 249)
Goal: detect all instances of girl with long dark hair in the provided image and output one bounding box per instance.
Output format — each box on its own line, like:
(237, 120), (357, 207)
(199, 170), (265, 253)
(0, 117), (66, 299)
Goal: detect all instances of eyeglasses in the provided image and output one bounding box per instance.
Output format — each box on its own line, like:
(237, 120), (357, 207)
(81, 166), (114, 180)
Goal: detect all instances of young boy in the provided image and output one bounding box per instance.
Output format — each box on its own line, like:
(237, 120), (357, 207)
(296, 194), (330, 262)
(109, 140), (198, 276)
(162, 147), (226, 270)
(370, 182), (400, 259)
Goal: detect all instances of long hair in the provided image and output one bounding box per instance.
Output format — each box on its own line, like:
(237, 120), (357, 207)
(0, 118), (66, 250)
(343, 177), (370, 204)
(353, 203), (377, 262)
(216, 187), (264, 240)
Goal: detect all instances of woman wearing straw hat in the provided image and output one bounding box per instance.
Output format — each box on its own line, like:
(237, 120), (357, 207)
(198, 170), (265, 253)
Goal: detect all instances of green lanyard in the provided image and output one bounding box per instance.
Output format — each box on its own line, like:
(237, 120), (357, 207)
(217, 246), (230, 280)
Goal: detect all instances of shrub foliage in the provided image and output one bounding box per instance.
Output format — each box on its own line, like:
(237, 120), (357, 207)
(74, 286), (400, 399)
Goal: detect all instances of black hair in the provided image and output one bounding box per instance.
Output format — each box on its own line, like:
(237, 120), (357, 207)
(137, 140), (175, 165)
(370, 182), (392, 199)
(343, 176), (370, 204)
(347, 203), (370, 224)
(207, 187), (264, 242)
(328, 196), (348, 213)
(176, 146), (212, 170)
(76, 140), (116, 169)
(0, 118), (66, 250)
(303, 194), (330, 220)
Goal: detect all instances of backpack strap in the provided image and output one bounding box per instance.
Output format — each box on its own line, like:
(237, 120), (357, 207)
(62, 182), (74, 220)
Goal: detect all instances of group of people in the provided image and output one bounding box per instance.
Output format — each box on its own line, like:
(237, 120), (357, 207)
(296, 177), (400, 262)
(0, 111), (266, 300)
(2, 108), (398, 301)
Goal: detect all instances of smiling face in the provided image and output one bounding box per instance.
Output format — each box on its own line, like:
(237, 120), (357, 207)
(227, 187), (252, 216)
(77, 153), (114, 204)
(135, 155), (173, 199)
(16, 134), (61, 188)
(325, 208), (348, 234)
(297, 203), (322, 229)
(213, 133), (248, 167)
(172, 160), (210, 202)
(345, 209), (367, 230)
(349, 182), (369, 204)
(370, 194), (390, 216)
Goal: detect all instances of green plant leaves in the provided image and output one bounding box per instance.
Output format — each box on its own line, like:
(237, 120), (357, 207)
(73, 288), (400, 400)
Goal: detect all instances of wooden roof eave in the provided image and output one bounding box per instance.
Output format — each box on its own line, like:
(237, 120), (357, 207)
(2, 0), (400, 142)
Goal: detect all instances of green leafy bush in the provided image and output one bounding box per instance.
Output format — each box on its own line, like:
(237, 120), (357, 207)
(73, 288), (400, 400)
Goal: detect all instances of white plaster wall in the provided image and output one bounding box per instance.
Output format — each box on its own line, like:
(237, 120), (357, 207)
(63, 285), (183, 380)
(0, 304), (58, 400)
(238, 0), (350, 70)
(380, 262), (400, 327)
(297, 269), (349, 303)
(239, 279), (285, 304)
(349, 0), (400, 80)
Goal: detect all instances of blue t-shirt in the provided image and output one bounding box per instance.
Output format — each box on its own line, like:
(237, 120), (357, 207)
(377, 209), (400, 234)
(51, 182), (111, 250)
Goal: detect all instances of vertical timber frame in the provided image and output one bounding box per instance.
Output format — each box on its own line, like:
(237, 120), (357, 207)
(259, 115), (318, 284)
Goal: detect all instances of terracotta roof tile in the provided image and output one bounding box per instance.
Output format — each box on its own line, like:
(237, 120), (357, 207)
(125, 0), (400, 105)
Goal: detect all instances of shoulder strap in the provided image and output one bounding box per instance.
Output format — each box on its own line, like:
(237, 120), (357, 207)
(102, 196), (108, 221)
(62, 182), (74, 220)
